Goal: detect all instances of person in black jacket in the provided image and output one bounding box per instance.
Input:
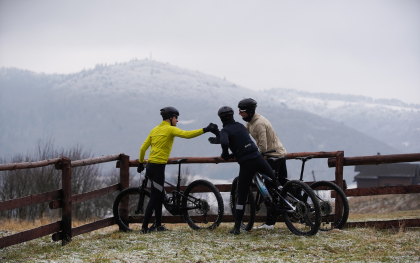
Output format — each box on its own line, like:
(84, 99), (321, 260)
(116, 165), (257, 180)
(217, 106), (276, 234)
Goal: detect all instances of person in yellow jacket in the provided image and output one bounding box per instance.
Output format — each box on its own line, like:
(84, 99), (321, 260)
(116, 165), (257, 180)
(138, 106), (218, 233)
(238, 98), (288, 230)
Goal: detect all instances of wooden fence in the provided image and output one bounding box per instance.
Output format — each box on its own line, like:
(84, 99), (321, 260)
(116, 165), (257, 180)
(0, 151), (419, 249)
(328, 153), (420, 229)
(0, 153), (130, 249)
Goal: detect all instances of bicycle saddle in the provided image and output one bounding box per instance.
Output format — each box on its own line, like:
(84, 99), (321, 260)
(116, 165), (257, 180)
(267, 157), (285, 165)
(295, 156), (313, 161)
(171, 158), (188, 164)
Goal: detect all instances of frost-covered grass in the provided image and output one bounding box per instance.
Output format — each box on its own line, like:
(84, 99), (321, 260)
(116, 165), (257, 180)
(1, 222), (420, 262)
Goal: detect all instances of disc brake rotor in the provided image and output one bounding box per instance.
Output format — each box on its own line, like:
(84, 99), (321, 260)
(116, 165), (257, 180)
(197, 199), (210, 214)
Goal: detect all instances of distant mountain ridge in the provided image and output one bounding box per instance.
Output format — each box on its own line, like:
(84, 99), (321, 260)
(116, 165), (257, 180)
(1, 59), (416, 185)
(262, 88), (420, 153)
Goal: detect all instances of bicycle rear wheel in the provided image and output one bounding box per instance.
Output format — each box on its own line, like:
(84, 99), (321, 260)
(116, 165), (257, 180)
(310, 181), (349, 231)
(230, 176), (256, 231)
(281, 180), (321, 236)
(113, 187), (150, 231)
(182, 180), (224, 230)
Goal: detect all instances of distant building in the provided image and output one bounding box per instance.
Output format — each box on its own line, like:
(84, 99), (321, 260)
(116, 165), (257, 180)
(353, 163), (420, 188)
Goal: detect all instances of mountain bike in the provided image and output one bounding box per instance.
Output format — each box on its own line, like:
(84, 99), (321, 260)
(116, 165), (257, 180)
(295, 156), (349, 231)
(113, 158), (224, 231)
(230, 154), (349, 234)
(230, 151), (322, 236)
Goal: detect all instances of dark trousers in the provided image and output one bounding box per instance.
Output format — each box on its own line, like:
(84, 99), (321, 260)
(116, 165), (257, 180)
(268, 157), (288, 186)
(142, 163), (166, 229)
(234, 155), (276, 228)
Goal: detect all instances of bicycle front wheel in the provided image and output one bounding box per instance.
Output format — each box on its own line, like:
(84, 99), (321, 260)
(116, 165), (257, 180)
(310, 181), (349, 231)
(182, 180), (224, 230)
(230, 176), (256, 231)
(113, 187), (150, 232)
(281, 180), (321, 236)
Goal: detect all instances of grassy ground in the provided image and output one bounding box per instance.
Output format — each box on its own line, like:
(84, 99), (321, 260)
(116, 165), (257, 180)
(1, 218), (420, 263)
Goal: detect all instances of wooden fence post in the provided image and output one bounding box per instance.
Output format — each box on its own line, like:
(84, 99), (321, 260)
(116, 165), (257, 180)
(334, 151), (344, 227)
(119, 154), (130, 231)
(60, 157), (72, 245)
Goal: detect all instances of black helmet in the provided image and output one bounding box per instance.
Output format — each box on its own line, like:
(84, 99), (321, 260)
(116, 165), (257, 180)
(238, 98), (257, 110)
(160, 106), (179, 120)
(218, 106), (234, 119)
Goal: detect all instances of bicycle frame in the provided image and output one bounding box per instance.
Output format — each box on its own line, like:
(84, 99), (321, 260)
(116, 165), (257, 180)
(136, 162), (204, 216)
(253, 172), (298, 213)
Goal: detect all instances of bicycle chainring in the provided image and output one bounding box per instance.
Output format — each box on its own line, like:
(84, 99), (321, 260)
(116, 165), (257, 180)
(130, 206), (144, 219)
(320, 201), (333, 216)
(291, 201), (308, 219)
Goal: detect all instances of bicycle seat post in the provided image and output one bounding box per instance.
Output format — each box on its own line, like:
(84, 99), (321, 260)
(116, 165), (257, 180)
(299, 159), (306, 181)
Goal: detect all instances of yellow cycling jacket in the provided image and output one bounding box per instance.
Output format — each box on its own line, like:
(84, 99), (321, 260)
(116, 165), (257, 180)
(139, 121), (204, 164)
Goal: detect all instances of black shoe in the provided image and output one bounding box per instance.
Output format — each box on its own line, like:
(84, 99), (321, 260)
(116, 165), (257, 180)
(148, 222), (157, 232)
(140, 228), (149, 234)
(149, 223), (169, 232)
(229, 228), (240, 235)
(155, 225), (169, 232)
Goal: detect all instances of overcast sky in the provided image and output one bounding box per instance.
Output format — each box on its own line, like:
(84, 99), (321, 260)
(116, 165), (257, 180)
(1, 0), (419, 104)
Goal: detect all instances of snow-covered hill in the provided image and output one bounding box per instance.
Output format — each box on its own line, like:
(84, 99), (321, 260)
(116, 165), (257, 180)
(1, 59), (416, 185)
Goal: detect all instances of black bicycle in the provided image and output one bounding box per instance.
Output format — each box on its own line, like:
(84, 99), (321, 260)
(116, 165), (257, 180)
(231, 154), (349, 234)
(113, 158), (224, 231)
(295, 156), (349, 231)
(230, 151), (323, 236)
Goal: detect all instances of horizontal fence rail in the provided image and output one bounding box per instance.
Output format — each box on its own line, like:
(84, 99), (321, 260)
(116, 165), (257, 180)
(0, 190), (62, 212)
(0, 222), (62, 249)
(71, 154), (122, 167)
(344, 185), (420, 197)
(0, 158), (62, 171)
(327, 153), (420, 167)
(116, 151), (341, 167)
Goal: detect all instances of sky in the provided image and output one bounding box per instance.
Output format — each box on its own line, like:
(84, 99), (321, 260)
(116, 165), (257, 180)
(1, 0), (419, 104)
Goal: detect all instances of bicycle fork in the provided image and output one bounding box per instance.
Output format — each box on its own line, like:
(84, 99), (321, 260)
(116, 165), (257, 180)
(135, 176), (149, 214)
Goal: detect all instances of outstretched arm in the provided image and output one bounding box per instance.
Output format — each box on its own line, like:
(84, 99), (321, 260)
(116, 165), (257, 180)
(171, 127), (204, 139)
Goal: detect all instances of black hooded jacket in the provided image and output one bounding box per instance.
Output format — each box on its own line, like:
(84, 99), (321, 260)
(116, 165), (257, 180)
(220, 119), (260, 164)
